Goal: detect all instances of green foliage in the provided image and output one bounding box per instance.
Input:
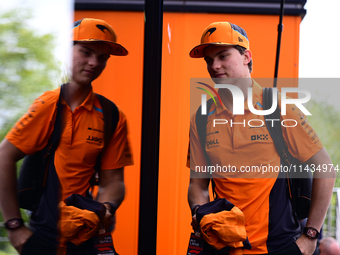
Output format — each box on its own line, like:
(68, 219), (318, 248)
(0, 8), (59, 252)
(0, 245), (16, 255)
(0, 9), (58, 138)
(306, 99), (340, 187)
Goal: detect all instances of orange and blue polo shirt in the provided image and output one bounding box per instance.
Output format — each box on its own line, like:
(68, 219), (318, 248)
(7, 87), (133, 201)
(187, 80), (323, 254)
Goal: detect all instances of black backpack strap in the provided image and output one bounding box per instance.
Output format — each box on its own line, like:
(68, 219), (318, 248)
(18, 85), (65, 211)
(46, 84), (65, 153)
(92, 94), (120, 186)
(262, 88), (290, 163)
(95, 94), (120, 151)
(263, 87), (295, 205)
(263, 88), (313, 220)
(195, 98), (218, 200)
(263, 88), (308, 223)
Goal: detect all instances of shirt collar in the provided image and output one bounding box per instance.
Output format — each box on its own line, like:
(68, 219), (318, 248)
(60, 87), (95, 111)
(82, 88), (95, 111)
(245, 79), (262, 111)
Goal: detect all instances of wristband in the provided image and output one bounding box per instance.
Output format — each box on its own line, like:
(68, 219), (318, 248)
(303, 227), (320, 239)
(103, 202), (118, 216)
(4, 218), (24, 230)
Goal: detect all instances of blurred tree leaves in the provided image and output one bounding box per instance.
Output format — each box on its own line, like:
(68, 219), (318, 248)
(306, 99), (340, 187)
(0, 9), (59, 252)
(0, 9), (58, 139)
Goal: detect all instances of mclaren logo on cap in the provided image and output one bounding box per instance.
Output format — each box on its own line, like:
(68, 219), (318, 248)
(238, 37), (243, 42)
(96, 24), (112, 34)
(204, 27), (216, 37)
(74, 19), (83, 28)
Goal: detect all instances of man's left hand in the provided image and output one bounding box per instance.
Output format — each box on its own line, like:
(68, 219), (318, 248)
(102, 204), (116, 232)
(296, 234), (318, 255)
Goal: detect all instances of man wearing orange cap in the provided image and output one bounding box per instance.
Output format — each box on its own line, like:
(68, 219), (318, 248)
(0, 18), (133, 254)
(187, 21), (335, 255)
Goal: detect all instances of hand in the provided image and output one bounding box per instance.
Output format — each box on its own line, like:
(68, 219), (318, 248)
(191, 214), (199, 234)
(7, 225), (33, 254)
(295, 234), (317, 255)
(102, 204), (116, 232)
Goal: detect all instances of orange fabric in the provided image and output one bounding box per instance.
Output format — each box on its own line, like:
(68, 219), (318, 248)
(229, 249), (243, 255)
(190, 21), (249, 58)
(200, 207), (247, 250)
(73, 18), (128, 56)
(188, 80), (323, 254)
(58, 201), (99, 246)
(6, 87), (133, 200)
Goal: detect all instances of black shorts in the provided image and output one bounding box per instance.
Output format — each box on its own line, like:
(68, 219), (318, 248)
(267, 242), (302, 255)
(20, 234), (100, 255)
(21, 234), (57, 255)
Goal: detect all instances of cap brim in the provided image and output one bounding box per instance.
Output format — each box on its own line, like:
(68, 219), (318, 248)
(189, 42), (237, 58)
(74, 39), (128, 56)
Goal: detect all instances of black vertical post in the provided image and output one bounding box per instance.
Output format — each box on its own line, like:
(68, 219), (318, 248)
(138, 0), (163, 255)
(273, 0), (285, 87)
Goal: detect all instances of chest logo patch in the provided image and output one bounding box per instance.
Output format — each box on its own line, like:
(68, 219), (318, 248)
(86, 135), (103, 145)
(206, 139), (220, 148)
(251, 134), (268, 141)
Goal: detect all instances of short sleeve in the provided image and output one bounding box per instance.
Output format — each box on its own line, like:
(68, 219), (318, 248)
(6, 89), (60, 155)
(281, 103), (323, 163)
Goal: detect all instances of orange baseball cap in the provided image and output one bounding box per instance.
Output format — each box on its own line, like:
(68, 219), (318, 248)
(73, 18), (128, 56)
(190, 21), (249, 58)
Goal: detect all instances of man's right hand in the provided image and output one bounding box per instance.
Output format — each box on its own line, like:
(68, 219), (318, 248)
(191, 207), (204, 236)
(191, 214), (199, 233)
(188, 175), (210, 235)
(7, 225), (33, 254)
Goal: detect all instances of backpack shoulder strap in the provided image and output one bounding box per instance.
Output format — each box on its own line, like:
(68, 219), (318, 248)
(46, 84), (65, 153)
(195, 98), (217, 199)
(91, 94), (120, 186)
(263, 87), (313, 221)
(18, 85), (65, 210)
(263, 87), (290, 164)
(95, 93), (120, 151)
(195, 98), (214, 165)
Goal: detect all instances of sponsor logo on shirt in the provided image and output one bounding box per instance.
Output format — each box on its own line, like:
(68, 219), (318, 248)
(206, 130), (219, 136)
(86, 135), (103, 145)
(251, 134), (269, 141)
(206, 139), (219, 148)
(88, 127), (104, 133)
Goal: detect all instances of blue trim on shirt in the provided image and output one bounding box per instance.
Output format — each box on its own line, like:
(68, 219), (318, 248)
(208, 109), (216, 117)
(94, 106), (103, 113)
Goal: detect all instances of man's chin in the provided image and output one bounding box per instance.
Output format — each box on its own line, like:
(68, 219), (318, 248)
(212, 77), (250, 86)
(212, 77), (235, 84)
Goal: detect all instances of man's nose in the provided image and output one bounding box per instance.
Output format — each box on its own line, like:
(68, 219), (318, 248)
(88, 56), (99, 67)
(211, 59), (221, 70)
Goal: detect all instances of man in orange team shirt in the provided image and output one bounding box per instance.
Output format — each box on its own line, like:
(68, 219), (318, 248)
(187, 21), (336, 255)
(0, 18), (133, 254)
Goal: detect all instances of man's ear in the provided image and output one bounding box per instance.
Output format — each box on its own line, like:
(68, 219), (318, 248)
(243, 49), (252, 65)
